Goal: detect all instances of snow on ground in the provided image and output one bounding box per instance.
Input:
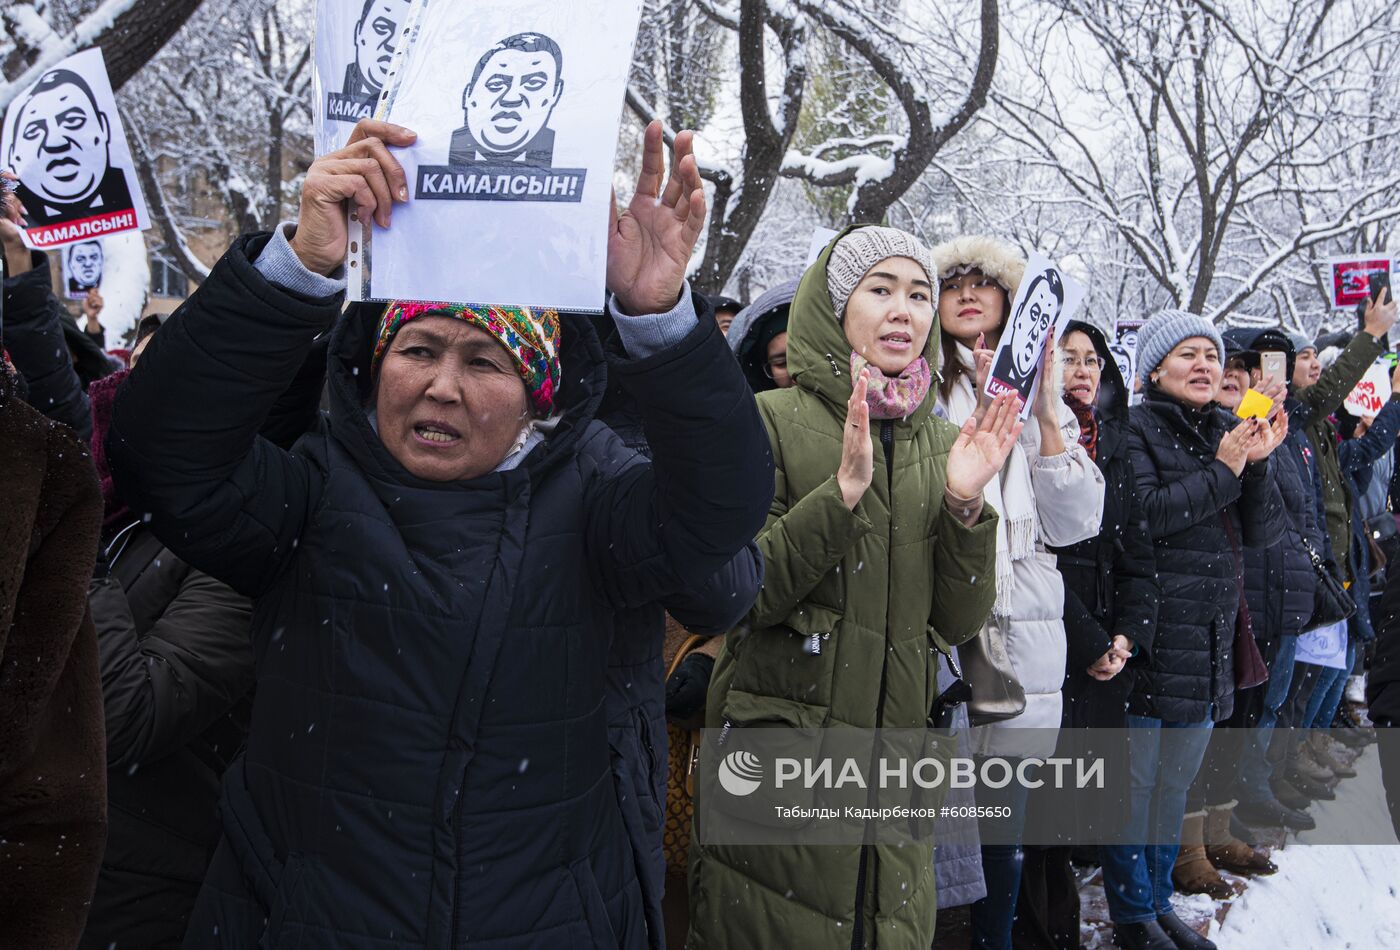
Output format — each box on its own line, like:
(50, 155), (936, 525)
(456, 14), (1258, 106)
(1212, 746), (1400, 949)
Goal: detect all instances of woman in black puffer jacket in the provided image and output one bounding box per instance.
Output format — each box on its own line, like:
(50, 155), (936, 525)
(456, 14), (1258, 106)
(1101, 310), (1285, 950)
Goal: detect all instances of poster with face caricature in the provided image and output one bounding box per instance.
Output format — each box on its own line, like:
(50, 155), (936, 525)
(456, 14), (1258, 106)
(351, 0), (645, 310)
(984, 251), (1087, 417)
(2, 47), (149, 250)
(62, 237), (104, 298)
(313, 0), (421, 154)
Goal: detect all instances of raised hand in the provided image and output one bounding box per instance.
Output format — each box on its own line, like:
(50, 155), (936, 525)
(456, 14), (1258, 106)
(947, 390), (1023, 499)
(1364, 287), (1397, 339)
(81, 288), (104, 329)
(972, 332), (994, 417)
(1257, 378), (1287, 417)
(288, 119), (417, 277)
(0, 170), (32, 276)
(1033, 326), (1060, 422)
(607, 121), (707, 316)
(837, 370), (874, 509)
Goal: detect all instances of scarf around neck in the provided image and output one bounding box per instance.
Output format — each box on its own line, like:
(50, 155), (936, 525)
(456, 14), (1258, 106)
(938, 342), (1038, 617)
(850, 352), (932, 420)
(1065, 394), (1098, 462)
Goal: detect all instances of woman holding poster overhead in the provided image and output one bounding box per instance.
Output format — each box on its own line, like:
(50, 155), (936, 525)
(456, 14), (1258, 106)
(1106, 311), (1286, 950)
(930, 236), (1104, 950)
(689, 226), (1021, 950)
(106, 118), (771, 949)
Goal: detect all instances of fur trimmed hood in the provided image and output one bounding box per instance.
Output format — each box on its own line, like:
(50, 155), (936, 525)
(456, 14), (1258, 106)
(931, 235), (1027, 297)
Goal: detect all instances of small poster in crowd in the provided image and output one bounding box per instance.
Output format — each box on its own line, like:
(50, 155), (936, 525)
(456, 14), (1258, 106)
(349, 0), (645, 311)
(1, 47), (149, 250)
(806, 226), (839, 267)
(1343, 358), (1392, 417)
(61, 236), (104, 299)
(1107, 342), (1134, 389)
(1327, 255), (1395, 310)
(1296, 620), (1349, 670)
(313, 0), (423, 155)
(984, 250), (1087, 417)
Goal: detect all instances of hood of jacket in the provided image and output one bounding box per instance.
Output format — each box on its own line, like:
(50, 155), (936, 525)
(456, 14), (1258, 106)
(1060, 319), (1128, 427)
(729, 278), (799, 395)
(785, 226), (938, 430)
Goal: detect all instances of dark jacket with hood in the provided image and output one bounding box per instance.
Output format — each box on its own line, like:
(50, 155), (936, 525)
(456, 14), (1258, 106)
(1221, 328), (1321, 656)
(1126, 387), (1285, 723)
(1049, 321), (1158, 725)
(1335, 398), (1400, 643)
(106, 233), (771, 949)
(1293, 331), (1386, 583)
(3, 248), (92, 440)
(727, 279), (799, 395)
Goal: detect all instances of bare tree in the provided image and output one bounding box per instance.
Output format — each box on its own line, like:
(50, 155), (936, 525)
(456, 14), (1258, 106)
(0, 0), (207, 108)
(628, 0), (998, 294)
(989, 0), (1400, 324)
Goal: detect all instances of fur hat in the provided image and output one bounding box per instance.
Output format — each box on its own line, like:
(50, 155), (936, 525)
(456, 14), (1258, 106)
(825, 226), (936, 321)
(1136, 309), (1224, 384)
(931, 235), (1027, 297)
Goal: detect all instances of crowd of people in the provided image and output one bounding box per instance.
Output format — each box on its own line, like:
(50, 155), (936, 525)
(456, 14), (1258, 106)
(1, 116), (1398, 950)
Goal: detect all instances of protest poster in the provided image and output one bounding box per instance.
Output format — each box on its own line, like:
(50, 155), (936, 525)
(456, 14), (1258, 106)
(984, 251), (1087, 417)
(1, 47), (149, 250)
(313, 0), (423, 154)
(1343, 358), (1392, 417)
(1296, 620), (1349, 671)
(349, 0), (645, 311)
(61, 236), (104, 299)
(1107, 341), (1134, 390)
(1326, 255), (1395, 310)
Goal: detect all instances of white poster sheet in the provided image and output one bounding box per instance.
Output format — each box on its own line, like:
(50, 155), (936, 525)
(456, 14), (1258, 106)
(984, 250), (1087, 417)
(1326, 255), (1396, 310)
(805, 226), (839, 267)
(1107, 341), (1134, 389)
(313, 0), (422, 155)
(61, 236), (105, 299)
(1296, 620), (1349, 670)
(1, 47), (149, 250)
(1343, 358), (1392, 417)
(352, 0), (645, 311)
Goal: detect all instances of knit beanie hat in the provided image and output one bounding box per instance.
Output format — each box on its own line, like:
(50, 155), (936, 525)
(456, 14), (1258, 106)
(372, 301), (562, 417)
(1288, 331), (1316, 355)
(1135, 308), (1224, 384)
(826, 226), (936, 320)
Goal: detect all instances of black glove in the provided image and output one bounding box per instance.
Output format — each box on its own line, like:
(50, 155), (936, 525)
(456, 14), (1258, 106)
(665, 652), (715, 722)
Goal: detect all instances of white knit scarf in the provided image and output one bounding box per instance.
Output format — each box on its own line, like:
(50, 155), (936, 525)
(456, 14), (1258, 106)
(938, 342), (1039, 617)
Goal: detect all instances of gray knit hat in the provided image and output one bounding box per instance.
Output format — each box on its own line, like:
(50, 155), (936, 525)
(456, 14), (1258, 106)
(1288, 331), (1316, 355)
(826, 226), (936, 320)
(1136, 309), (1225, 384)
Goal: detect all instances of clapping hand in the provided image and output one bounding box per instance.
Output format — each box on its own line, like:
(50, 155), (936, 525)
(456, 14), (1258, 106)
(1245, 409), (1287, 463)
(946, 391), (1023, 499)
(607, 121), (706, 317)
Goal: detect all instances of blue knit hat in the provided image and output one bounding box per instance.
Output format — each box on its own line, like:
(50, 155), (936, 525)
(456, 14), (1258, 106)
(1136, 309), (1225, 384)
(1288, 331), (1315, 355)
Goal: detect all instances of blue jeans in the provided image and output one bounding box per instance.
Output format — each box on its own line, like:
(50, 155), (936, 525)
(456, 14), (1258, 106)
(970, 759), (1036, 950)
(1304, 639), (1357, 728)
(1100, 715), (1214, 924)
(1238, 634), (1298, 804)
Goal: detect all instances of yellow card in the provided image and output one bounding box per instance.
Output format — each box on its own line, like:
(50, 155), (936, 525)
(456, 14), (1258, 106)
(1235, 388), (1273, 420)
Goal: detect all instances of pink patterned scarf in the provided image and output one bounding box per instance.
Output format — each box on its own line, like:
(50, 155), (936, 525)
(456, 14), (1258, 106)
(850, 352), (932, 420)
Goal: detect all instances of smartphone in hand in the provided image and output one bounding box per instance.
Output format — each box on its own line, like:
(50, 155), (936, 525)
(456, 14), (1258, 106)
(1261, 351), (1286, 386)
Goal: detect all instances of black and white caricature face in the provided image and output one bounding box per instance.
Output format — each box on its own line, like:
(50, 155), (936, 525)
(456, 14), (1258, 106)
(353, 0), (411, 94)
(68, 240), (103, 288)
(1008, 269), (1065, 378)
(463, 34), (563, 161)
(7, 69), (111, 207)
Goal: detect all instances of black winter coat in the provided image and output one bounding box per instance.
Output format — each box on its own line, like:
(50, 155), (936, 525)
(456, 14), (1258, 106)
(1126, 389), (1285, 723)
(1049, 321), (1158, 727)
(80, 523), (254, 950)
(3, 250), (92, 440)
(106, 234), (772, 949)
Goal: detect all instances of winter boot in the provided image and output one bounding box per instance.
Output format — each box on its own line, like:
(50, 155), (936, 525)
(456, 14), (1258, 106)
(1269, 777), (1312, 811)
(1289, 741), (1336, 783)
(1112, 920), (1176, 950)
(1156, 911), (1217, 949)
(1204, 802), (1276, 875)
(1283, 768), (1336, 801)
(1307, 732), (1356, 778)
(1171, 812), (1233, 899)
(1344, 674), (1366, 705)
(1236, 796), (1314, 831)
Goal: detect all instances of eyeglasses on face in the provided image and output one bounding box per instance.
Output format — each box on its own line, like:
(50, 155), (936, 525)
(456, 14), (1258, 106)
(763, 356), (788, 379)
(1062, 355), (1105, 371)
